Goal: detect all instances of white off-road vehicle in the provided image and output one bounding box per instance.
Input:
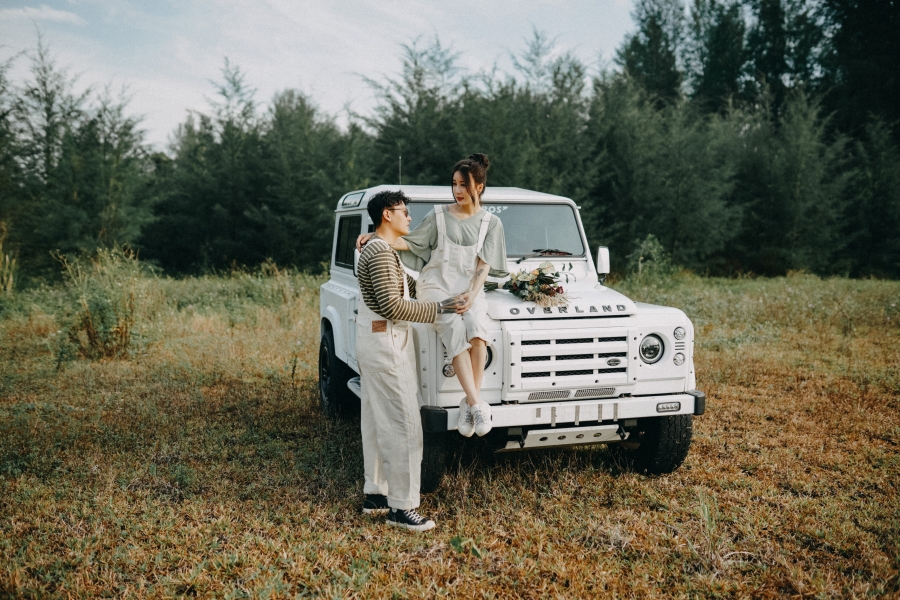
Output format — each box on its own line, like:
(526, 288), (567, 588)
(319, 185), (706, 491)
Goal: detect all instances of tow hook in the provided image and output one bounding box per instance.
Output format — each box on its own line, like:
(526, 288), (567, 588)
(618, 426), (644, 450)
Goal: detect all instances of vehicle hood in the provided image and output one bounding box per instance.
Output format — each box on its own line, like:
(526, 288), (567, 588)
(486, 281), (637, 320)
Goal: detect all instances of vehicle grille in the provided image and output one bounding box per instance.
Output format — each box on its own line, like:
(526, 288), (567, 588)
(527, 391), (571, 401)
(557, 369), (593, 376)
(574, 387), (616, 398)
(509, 329), (631, 393)
(558, 354), (593, 360)
(523, 387), (618, 403)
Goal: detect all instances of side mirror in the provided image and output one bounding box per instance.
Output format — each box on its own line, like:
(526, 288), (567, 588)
(353, 248), (361, 278)
(596, 246), (610, 283)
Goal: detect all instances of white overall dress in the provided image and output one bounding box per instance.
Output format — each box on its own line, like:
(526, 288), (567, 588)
(417, 205), (493, 360)
(355, 241), (423, 510)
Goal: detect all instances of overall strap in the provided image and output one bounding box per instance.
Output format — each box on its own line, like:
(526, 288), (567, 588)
(434, 205), (447, 257)
(475, 211), (492, 253)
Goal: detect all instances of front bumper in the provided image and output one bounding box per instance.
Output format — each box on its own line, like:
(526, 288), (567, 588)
(421, 390), (706, 432)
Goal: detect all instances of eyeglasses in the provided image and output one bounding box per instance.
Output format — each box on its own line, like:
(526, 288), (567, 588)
(386, 207), (409, 217)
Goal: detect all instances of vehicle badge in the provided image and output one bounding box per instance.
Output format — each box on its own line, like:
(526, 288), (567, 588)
(607, 358), (621, 367)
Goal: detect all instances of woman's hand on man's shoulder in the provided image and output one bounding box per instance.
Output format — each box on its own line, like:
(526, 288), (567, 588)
(356, 232), (375, 251)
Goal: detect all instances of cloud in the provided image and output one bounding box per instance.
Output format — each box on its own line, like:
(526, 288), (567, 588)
(0, 0), (634, 148)
(0, 4), (86, 25)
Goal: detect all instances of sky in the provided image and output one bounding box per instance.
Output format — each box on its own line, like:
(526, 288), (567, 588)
(0, 1), (636, 150)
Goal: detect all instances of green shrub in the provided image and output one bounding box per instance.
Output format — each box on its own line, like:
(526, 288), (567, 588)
(627, 233), (679, 279)
(55, 247), (156, 360)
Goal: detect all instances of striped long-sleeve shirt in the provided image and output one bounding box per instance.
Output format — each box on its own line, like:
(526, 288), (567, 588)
(357, 238), (438, 323)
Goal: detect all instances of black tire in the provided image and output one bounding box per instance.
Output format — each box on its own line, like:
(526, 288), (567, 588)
(420, 431), (449, 493)
(611, 414), (693, 474)
(318, 329), (357, 419)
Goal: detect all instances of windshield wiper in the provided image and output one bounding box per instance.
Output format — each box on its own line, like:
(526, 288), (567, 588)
(515, 249), (573, 264)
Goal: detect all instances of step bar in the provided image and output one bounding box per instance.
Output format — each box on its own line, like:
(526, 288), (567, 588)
(498, 423), (626, 452)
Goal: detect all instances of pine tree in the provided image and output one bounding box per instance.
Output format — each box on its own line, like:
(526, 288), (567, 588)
(686, 0), (748, 112)
(141, 60), (268, 271)
(142, 59), (376, 273)
(453, 30), (592, 201)
(731, 93), (848, 273)
(746, 0), (788, 109)
(0, 59), (21, 250)
(617, 0), (686, 107)
(587, 77), (741, 270)
(256, 90), (373, 270)
(783, 0), (826, 88)
(745, 0), (826, 112)
(365, 37), (463, 185)
(821, 0), (900, 142)
(842, 119), (900, 277)
(10, 38), (154, 278)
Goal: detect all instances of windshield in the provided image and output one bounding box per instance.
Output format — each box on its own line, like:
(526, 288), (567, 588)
(407, 202), (585, 258)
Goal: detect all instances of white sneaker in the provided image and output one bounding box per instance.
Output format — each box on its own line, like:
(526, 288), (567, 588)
(472, 401), (493, 437)
(457, 398), (475, 437)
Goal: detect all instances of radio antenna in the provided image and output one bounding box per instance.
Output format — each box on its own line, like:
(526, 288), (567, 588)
(398, 155), (402, 189)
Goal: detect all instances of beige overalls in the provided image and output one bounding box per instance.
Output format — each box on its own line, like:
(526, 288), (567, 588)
(356, 241), (423, 510)
(416, 206), (493, 360)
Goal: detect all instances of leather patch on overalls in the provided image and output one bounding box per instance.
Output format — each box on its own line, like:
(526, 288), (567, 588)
(371, 320), (387, 333)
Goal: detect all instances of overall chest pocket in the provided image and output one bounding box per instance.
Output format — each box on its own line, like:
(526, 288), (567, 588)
(446, 243), (473, 268)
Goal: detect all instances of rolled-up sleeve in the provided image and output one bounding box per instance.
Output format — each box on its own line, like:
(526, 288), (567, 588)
(479, 216), (509, 278)
(398, 210), (437, 271)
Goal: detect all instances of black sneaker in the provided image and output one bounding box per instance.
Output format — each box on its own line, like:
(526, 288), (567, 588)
(362, 494), (389, 515)
(386, 508), (436, 532)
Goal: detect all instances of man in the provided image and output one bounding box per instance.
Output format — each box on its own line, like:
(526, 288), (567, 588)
(356, 190), (461, 531)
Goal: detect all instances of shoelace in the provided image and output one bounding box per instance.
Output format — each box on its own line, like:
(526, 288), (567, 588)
(403, 509), (426, 524)
(471, 406), (487, 427)
(464, 406), (475, 425)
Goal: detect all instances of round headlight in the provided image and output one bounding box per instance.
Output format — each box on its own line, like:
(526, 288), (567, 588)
(442, 364), (456, 377)
(639, 335), (664, 364)
(673, 352), (685, 366)
(674, 327), (686, 340)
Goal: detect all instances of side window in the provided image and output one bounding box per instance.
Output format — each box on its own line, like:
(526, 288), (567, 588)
(334, 215), (362, 269)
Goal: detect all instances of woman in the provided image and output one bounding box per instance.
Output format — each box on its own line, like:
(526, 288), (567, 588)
(357, 154), (507, 437)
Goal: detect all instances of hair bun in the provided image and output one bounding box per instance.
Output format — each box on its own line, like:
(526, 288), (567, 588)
(468, 153), (490, 169)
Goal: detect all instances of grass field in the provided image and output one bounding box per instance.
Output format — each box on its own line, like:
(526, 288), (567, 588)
(1, 254), (898, 598)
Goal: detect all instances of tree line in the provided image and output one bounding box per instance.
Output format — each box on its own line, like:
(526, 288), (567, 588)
(1, 0), (898, 286)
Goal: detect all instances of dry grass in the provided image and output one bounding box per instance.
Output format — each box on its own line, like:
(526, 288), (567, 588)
(0, 267), (898, 598)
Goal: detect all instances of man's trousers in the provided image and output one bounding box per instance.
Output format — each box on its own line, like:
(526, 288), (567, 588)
(356, 303), (422, 510)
